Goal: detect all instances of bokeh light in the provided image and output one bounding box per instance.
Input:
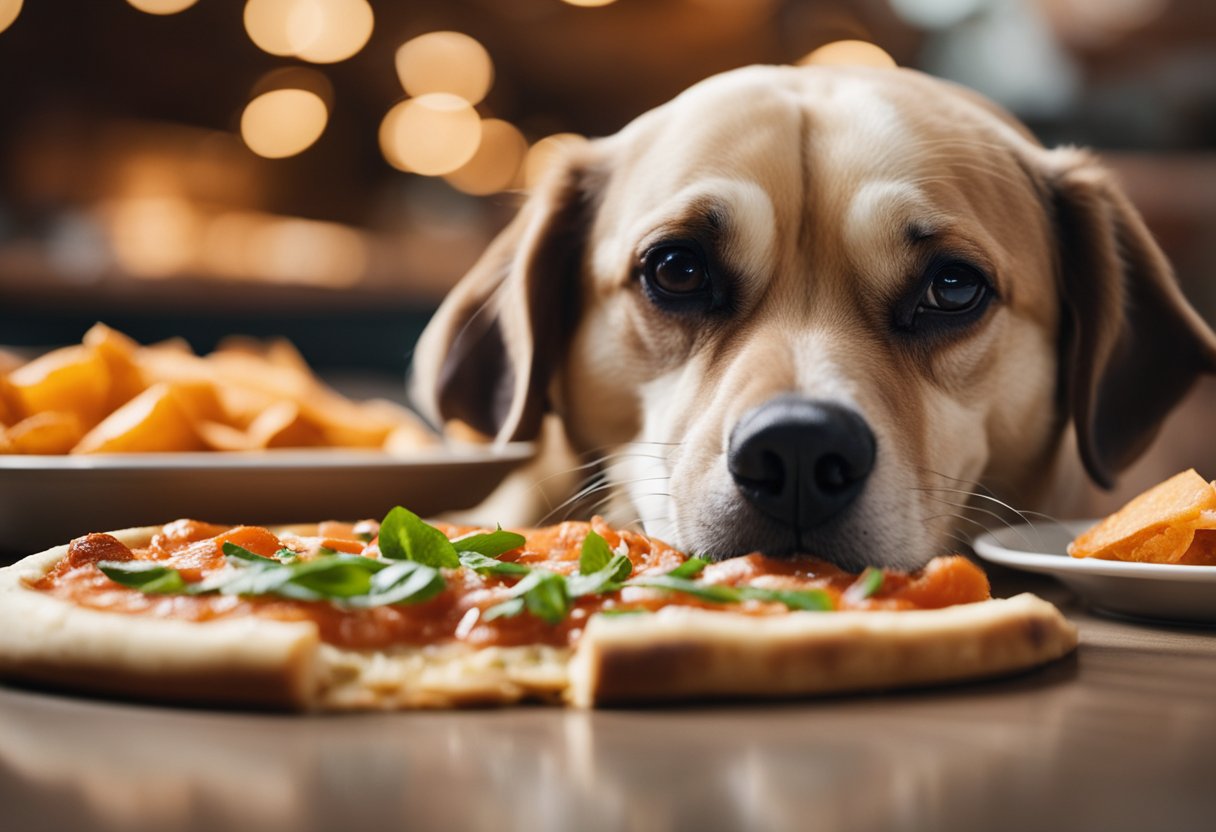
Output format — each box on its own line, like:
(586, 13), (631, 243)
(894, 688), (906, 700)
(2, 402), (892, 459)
(395, 32), (494, 106)
(0, 0), (23, 35)
(799, 40), (897, 69)
(201, 212), (366, 287)
(244, 0), (373, 64)
(240, 88), (329, 159)
(560, 0), (619, 7)
(107, 197), (201, 278)
(379, 94), (482, 176)
(127, 0), (200, 14)
(523, 133), (587, 188)
(444, 119), (527, 195)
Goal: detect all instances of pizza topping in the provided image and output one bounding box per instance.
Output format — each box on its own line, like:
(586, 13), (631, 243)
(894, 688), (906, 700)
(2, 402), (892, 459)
(30, 513), (992, 649)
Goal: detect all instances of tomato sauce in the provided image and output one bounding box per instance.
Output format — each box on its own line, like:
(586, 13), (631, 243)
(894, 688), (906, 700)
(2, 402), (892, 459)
(30, 518), (990, 649)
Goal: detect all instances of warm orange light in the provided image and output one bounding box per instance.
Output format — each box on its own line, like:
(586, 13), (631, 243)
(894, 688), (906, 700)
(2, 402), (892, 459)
(127, 0), (199, 13)
(395, 31), (494, 105)
(244, 0), (373, 63)
(523, 133), (587, 188)
(379, 94), (482, 176)
(106, 197), (201, 278)
(799, 40), (896, 69)
(0, 0), (23, 35)
(560, 0), (618, 7)
(240, 88), (328, 159)
(445, 119), (527, 196)
(203, 212), (366, 287)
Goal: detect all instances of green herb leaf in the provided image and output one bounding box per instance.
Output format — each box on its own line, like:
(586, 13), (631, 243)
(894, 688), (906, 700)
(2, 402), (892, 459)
(377, 506), (459, 568)
(483, 597), (525, 621)
(737, 586), (834, 611)
(596, 608), (652, 617)
(453, 527), (527, 559)
(458, 551), (530, 576)
(667, 557), (709, 579)
(625, 572), (834, 612)
(221, 542), (279, 564)
(98, 561), (187, 594)
(483, 569), (571, 624)
(523, 571), (571, 624)
(355, 531), (375, 543)
(579, 529), (614, 575)
(279, 554), (383, 599)
(849, 567), (884, 601)
(274, 547), (300, 562)
(625, 574), (743, 604)
(567, 553), (632, 597)
(347, 561), (445, 608)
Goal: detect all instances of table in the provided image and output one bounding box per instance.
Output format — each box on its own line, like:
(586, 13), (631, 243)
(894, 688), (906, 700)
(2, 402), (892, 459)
(2, 569), (1214, 832)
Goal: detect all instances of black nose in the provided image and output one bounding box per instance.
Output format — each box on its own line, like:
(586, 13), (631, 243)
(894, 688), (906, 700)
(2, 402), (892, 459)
(727, 397), (876, 530)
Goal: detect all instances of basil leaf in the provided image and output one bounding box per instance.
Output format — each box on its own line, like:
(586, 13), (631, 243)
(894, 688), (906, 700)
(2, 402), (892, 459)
(453, 527), (526, 559)
(523, 571), (570, 624)
(275, 547), (300, 563)
(483, 597), (525, 621)
(597, 608), (652, 617)
(851, 567), (884, 601)
(459, 551), (530, 576)
(347, 561), (445, 608)
(738, 586), (834, 611)
(567, 553), (632, 597)
(667, 557), (709, 579)
(377, 506), (459, 568)
(626, 574), (742, 604)
(280, 554), (383, 598)
(222, 542), (279, 564)
(98, 561), (186, 594)
(579, 529), (614, 575)
(483, 569), (570, 624)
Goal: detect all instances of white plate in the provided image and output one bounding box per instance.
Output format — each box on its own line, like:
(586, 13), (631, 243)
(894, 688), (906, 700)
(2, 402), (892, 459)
(0, 444), (535, 558)
(973, 520), (1216, 625)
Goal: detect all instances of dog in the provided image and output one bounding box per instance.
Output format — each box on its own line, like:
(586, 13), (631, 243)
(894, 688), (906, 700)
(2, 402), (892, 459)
(410, 64), (1216, 571)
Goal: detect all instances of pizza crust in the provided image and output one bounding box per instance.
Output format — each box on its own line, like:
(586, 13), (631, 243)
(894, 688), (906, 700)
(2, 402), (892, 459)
(0, 528), (1077, 710)
(567, 594), (1076, 707)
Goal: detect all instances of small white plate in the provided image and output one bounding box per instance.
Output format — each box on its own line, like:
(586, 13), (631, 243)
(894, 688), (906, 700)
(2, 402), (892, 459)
(973, 520), (1216, 625)
(0, 444), (535, 558)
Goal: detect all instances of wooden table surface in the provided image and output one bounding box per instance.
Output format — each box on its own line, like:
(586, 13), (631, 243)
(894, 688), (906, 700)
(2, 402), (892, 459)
(2, 567), (1214, 832)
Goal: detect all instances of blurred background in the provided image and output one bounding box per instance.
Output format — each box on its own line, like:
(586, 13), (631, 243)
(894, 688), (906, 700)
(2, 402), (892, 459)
(0, 0), (1214, 379)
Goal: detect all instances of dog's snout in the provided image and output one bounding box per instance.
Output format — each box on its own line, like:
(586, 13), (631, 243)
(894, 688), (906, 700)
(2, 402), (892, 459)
(728, 397), (876, 530)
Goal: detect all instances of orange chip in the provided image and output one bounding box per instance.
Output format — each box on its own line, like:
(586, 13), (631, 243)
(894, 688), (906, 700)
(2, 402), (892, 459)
(8, 345), (112, 429)
(1178, 530), (1216, 565)
(83, 323), (147, 412)
(1069, 469), (1216, 561)
(4, 411), (86, 455)
(72, 383), (209, 454)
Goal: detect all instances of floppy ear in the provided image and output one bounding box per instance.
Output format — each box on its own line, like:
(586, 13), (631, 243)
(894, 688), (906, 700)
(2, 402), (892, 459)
(410, 151), (596, 442)
(1048, 148), (1216, 488)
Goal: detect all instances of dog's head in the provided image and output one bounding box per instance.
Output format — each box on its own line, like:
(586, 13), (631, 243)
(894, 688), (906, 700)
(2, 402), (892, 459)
(412, 65), (1216, 569)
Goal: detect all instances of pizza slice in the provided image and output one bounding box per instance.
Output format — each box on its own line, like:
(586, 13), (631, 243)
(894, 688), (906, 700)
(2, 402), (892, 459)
(0, 508), (1076, 709)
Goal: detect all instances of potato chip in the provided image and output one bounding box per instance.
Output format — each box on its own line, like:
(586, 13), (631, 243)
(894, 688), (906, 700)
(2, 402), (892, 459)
(4, 411), (86, 455)
(1069, 469), (1216, 562)
(1178, 530), (1216, 565)
(2, 326), (436, 455)
(8, 345), (112, 429)
(82, 323), (147, 412)
(73, 383), (209, 454)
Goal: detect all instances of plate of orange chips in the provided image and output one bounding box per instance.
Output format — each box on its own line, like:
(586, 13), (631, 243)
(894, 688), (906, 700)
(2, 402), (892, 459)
(973, 470), (1216, 625)
(0, 325), (534, 556)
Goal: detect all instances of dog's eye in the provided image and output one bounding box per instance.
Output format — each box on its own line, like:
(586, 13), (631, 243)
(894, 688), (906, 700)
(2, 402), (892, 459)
(644, 246), (710, 296)
(919, 263), (988, 313)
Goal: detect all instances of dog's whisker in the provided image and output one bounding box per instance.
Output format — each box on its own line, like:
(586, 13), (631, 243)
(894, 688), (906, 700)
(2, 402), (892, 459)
(921, 496), (1036, 549)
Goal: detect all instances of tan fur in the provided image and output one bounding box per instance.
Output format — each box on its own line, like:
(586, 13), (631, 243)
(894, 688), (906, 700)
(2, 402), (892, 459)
(413, 65), (1216, 569)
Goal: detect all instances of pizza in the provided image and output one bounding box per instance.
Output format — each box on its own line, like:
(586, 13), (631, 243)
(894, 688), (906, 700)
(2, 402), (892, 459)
(0, 507), (1076, 709)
